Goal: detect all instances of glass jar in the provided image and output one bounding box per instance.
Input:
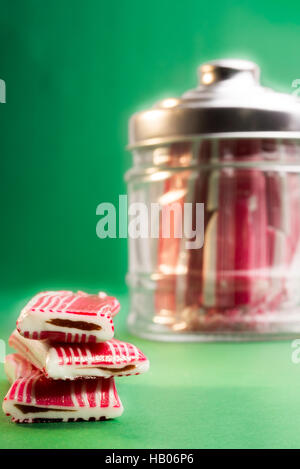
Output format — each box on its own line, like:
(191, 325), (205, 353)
(126, 59), (300, 341)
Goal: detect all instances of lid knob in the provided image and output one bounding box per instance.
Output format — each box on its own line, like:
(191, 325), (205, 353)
(199, 59), (260, 86)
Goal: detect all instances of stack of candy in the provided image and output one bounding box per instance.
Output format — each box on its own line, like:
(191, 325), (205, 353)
(2, 290), (149, 423)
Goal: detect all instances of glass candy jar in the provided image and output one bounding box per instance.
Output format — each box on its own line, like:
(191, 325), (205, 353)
(126, 59), (300, 341)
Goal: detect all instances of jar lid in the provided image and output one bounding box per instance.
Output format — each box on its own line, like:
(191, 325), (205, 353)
(128, 59), (300, 149)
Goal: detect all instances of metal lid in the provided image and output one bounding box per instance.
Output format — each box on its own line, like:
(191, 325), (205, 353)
(128, 59), (300, 149)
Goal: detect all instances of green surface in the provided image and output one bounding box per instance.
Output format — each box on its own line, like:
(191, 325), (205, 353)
(1, 290), (300, 449)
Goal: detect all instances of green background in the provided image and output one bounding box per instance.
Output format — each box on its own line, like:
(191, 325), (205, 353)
(1, 0), (300, 290)
(1, 0), (300, 449)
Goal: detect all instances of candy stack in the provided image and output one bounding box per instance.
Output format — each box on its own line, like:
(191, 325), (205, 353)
(2, 291), (149, 423)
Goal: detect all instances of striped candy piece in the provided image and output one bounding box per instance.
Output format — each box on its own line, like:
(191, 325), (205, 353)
(180, 140), (270, 332)
(10, 329), (150, 380)
(5, 353), (37, 383)
(155, 142), (193, 317)
(2, 354), (123, 424)
(17, 290), (120, 343)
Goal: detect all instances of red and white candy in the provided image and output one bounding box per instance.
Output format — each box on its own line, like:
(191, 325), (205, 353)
(17, 290), (120, 343)
(10, 329), (150, 380)
(5, 353), (37, 383)
(2, 354), (123, 423)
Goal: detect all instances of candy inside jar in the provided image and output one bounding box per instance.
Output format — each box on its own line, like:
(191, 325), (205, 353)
(126, 59), (300, 341)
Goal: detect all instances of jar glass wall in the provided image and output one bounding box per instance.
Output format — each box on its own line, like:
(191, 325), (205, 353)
(126, 138), (300, 341)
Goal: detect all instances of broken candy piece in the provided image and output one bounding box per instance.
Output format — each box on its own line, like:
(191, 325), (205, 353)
(16, 290), (120, 343)
(2, 355), (123, 424)
(9, 329), (150, 380)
